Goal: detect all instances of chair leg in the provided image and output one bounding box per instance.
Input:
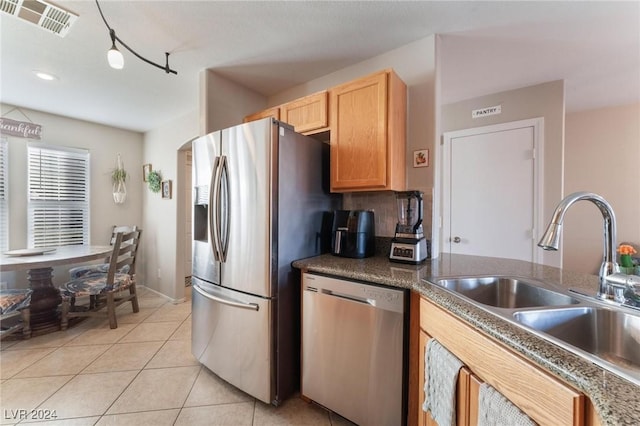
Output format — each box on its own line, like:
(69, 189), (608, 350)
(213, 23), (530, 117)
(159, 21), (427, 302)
(21, 308), (31, 339)
(106, 293), (117, 329)
(60, 298), (70, 331)
(129, 283), (139, 313)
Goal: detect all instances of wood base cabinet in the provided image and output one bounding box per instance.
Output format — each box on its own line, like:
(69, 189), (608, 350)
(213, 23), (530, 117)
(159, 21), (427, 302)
(419, 329), (473, 426)
(329, 69), (406, 192)
(417, 296), (589, 426)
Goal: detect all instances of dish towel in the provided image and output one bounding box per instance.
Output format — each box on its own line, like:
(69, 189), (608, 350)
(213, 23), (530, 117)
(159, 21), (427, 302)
(422, 338), (464, 426)
(478, 382), (537, 426)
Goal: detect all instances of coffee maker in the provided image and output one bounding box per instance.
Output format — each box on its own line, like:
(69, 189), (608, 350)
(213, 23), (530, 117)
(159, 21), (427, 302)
(389, 191), (429, 264)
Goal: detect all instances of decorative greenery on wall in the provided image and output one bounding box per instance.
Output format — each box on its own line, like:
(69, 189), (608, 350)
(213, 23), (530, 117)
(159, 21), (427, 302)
(147, 170), (162, 193)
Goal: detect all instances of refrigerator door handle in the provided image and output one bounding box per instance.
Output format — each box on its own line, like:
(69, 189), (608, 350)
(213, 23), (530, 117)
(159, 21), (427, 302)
(210, 156), (224, 261)
(219, 155), (230, 262)
(193, 282), (259, 311)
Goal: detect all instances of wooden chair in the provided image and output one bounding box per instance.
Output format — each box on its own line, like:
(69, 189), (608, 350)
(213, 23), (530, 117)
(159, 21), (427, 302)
(0, 289), (32, 340)
(68, 225), (138, 279)
(59, 229), (142, 329)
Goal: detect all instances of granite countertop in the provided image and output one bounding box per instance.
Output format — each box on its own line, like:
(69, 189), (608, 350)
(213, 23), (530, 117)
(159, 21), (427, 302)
(292, 247), (640, 426)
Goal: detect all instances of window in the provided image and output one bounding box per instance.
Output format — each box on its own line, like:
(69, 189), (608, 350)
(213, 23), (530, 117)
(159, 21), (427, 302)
(28, 145), (90, 247)
(0, 138), (7, 252)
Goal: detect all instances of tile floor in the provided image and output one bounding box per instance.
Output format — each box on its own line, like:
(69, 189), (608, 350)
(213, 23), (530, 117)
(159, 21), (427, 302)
(0, 286), (355, 425)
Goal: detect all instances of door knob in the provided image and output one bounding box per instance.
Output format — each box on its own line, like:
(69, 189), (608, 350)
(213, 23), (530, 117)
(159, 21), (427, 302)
(452, 236), (461, 243)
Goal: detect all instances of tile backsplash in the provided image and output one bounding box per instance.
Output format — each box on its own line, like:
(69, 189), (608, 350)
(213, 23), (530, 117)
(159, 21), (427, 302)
(342, 190), (433, 238)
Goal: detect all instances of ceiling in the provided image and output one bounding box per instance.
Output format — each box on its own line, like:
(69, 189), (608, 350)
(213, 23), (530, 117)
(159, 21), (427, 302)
(1, 1), (639, 133)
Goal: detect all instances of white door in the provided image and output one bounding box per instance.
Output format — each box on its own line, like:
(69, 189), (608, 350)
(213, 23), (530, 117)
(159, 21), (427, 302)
(442, 119), (542, 262)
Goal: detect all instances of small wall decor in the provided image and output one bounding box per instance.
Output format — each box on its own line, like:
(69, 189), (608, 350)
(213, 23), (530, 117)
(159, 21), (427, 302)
(142, 164), (152, 182)
(1, 107), (42, 139)
(112, 154), (127, 204)
(413, 149), (429, 168)
(161, 180), (172, 199)
(147, 170), (162, 193)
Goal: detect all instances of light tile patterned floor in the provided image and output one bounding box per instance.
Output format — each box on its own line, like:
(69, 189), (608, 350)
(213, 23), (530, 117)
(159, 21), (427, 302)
(0, 286), (355, 426)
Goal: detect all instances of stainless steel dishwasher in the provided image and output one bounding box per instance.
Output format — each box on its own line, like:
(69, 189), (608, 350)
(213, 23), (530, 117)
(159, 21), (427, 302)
(301, 272), (407, 426)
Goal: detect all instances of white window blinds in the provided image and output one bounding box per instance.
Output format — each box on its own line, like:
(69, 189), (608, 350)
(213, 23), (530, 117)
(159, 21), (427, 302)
(0, 138), (8, 252)
(28, 145), (90, 248)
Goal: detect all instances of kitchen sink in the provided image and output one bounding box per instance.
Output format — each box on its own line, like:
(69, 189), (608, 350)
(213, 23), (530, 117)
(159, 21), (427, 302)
(427, 275), (640, 384)
(514, 307), (640, 372)
(435, 276), (580, 309)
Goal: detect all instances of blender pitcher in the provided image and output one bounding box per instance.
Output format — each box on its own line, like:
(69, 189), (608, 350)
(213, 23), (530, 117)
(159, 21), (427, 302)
(395, 191), (423, 235)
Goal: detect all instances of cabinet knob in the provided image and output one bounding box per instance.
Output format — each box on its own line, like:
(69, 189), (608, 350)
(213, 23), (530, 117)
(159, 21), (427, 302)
(452, 236), (461, 243)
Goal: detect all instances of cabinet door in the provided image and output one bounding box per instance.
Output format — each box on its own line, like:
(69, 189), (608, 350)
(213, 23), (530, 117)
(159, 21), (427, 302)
(330, 70), (406, 192)
(330, 71), (389, 191)
(244, 106), (280, 123)
(468, 373), (483, 426)
(281, 91), (328, 134)
(419, 329), (471, 426)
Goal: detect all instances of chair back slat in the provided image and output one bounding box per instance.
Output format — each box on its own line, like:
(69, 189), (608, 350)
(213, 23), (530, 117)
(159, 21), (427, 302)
(106, 229), (142, 283)
(109, 225), (138, 245)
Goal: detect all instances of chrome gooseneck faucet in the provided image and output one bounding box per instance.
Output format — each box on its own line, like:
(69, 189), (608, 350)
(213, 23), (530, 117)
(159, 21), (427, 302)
(538, 192), (621, 301)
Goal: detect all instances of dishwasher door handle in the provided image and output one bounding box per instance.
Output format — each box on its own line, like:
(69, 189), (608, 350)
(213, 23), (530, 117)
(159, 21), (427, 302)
(320, 288), (375, 306)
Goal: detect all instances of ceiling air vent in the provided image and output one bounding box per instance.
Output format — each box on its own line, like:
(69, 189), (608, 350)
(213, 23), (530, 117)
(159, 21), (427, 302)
(0, 0), (78, 37)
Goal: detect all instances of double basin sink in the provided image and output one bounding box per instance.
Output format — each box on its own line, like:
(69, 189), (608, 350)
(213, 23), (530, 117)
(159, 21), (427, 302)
(430, 276), (640, 385)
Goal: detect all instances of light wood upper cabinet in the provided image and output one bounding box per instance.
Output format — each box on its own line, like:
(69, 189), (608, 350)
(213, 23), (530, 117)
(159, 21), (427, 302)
(281, 91), (328, 134)
(243, 92), (327, 135)
(418, 296), (587, 426)
(329, 69), (406, 192)
(243, 106), (280, 123)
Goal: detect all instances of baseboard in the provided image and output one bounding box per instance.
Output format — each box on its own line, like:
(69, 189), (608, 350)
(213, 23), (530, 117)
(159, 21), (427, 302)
(137, 285), (186, 304)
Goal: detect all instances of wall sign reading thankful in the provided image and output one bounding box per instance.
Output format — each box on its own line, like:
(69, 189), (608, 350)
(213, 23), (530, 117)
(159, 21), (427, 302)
(0, 118), (42, 139)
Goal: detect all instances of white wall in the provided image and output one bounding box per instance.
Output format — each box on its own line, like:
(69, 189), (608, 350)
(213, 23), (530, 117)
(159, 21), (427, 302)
(1, 104), (144, 289)
(564, 103), (640, 274)
(200, 70), (267, 134)
(141, 110), (198, 301)
(440, 81), (565, 267)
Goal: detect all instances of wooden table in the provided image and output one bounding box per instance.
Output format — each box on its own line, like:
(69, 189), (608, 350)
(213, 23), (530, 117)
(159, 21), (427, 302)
(1, 245), (112, 335)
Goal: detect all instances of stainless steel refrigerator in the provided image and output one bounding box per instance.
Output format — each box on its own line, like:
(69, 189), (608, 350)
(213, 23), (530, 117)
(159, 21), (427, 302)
(191, 118), (336, 406)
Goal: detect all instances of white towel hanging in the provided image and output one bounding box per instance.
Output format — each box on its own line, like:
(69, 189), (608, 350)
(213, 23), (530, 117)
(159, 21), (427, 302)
(423, 338), (464, 426)
(478, 382), (537, 426)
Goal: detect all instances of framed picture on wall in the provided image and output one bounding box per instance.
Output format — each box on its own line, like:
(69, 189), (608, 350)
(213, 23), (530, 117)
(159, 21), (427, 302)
(143, 164), (152, 182)
(413, 149), (429, 168)
(161, 180), (172, 199)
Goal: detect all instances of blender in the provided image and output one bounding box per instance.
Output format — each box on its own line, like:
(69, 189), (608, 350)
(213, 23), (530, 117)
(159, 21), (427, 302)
(389, 191), (429, 264)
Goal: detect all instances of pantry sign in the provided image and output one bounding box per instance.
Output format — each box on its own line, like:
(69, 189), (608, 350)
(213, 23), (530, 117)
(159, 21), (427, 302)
(0, 117), (42, 139)
(472, 105), (502, 119)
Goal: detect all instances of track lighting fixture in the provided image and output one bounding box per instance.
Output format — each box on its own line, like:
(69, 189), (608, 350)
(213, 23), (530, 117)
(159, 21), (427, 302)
(96, 0), (177, 75)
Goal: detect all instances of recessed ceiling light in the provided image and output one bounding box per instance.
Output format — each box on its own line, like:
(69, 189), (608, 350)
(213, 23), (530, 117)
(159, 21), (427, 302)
(33, 71), (58, 81)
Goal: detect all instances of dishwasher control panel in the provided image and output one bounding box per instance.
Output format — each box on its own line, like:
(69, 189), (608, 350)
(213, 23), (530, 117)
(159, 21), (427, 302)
(303, 273), (405, 313)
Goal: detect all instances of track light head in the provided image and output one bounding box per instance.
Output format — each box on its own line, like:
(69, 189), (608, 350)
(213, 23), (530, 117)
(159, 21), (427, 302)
(107, 29), (124, 69)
